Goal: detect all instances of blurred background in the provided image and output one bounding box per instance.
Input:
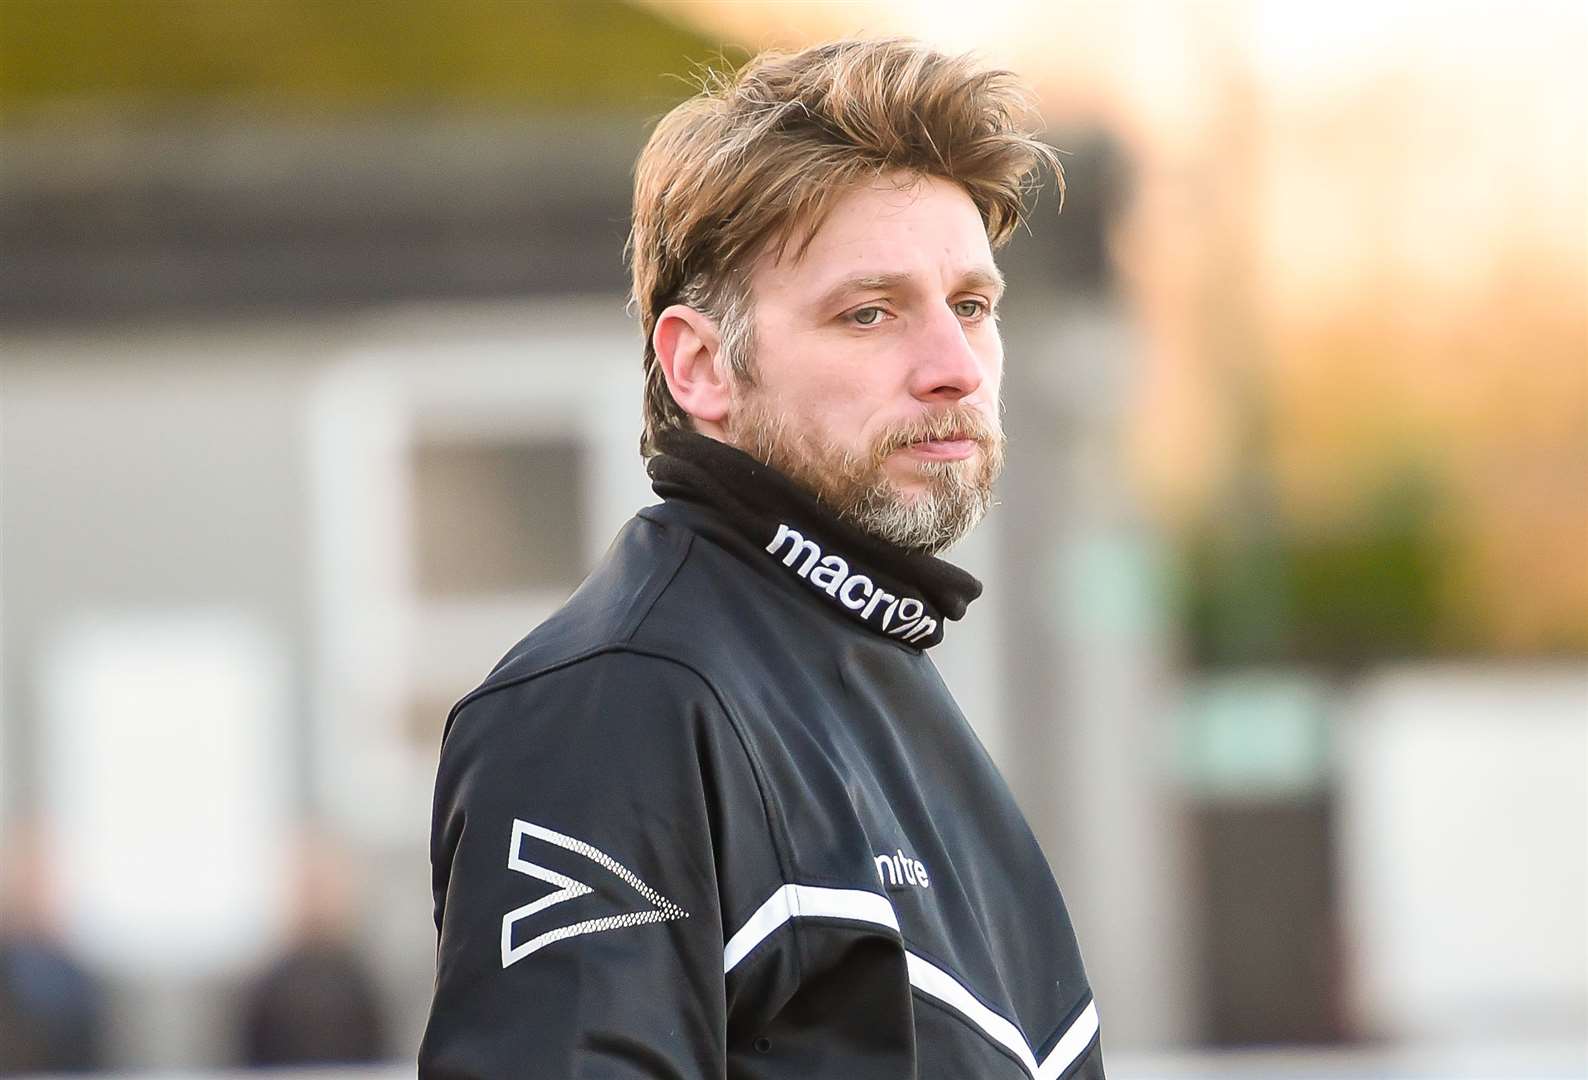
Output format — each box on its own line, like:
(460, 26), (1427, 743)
(1, 1), (1584, 1076)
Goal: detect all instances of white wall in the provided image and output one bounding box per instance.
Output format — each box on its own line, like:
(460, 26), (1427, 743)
(1338, 664), (1588, 1045)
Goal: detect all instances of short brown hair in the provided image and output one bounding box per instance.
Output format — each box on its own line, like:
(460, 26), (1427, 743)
(627, 37), (1062, 457)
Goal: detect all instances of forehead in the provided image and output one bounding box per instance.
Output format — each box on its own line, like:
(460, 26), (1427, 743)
(750, 173), (996, 298)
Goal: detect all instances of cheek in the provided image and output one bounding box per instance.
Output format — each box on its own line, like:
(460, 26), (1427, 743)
(752, 327), (913, 447)
(805, 388), (878, 448)
(784, 359), (888, 426)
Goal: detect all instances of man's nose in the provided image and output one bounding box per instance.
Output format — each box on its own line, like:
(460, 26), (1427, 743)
(909, 306), (987, 402)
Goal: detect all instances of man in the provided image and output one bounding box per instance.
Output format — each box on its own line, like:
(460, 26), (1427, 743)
(421, 37), (1104, 1079)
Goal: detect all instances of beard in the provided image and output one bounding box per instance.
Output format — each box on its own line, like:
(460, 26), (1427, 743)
(725, 388), (1006, 555)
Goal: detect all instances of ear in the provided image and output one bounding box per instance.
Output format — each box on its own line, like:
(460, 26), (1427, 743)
(653, 303), (732, 428)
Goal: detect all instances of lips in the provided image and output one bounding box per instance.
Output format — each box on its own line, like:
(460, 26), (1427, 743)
(879, 409), (995, 464)
(904, 437), (978, 461)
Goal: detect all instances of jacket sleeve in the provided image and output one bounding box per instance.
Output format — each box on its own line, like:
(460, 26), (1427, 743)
(1072, 1038), (1106, 1079)
(418, 650), (776, 1079)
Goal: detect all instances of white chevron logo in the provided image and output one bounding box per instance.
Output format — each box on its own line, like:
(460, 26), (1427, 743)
(500, 819), (688, 969)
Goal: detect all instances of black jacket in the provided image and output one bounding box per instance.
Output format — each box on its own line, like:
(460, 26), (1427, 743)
(420, 433), (1104, 1079)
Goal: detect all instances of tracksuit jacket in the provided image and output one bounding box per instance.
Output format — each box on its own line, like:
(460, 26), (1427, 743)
(420, 430), (1105, 1079)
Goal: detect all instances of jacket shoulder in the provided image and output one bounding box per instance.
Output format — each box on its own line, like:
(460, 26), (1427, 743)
(464, 511), (696, 695)
(460, 503), (784, 723)
(439, 646), (728, 783)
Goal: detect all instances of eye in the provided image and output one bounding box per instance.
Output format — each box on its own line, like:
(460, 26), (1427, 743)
(953, 299), (990, 320)
(849, 306), (887, 327)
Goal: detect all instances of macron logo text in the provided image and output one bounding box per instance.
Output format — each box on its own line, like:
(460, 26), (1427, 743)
(765, 523), (938, 645)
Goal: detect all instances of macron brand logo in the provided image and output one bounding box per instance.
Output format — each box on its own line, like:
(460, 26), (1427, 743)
(765, 523), (939, 645)
(499, 819), (687, 969)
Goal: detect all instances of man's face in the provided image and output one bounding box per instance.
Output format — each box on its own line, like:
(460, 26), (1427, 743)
(724, 172), (1007, 554)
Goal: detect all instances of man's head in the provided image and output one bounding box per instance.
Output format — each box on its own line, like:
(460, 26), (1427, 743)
(627, 38), (1059, 553)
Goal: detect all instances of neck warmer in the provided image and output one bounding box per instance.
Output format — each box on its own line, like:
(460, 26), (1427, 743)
(646, 430), (983, 650)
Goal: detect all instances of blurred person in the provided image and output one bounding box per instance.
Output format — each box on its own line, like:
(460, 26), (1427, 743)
(0, 822), (106, 1074)
(421, 38), (1103, 1079)
(238, 831), (387, 1066)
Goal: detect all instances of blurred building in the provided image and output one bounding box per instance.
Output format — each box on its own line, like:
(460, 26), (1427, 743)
(1, 0), (1584, 1072)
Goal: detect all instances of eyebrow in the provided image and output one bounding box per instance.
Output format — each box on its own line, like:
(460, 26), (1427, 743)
(811, 266), (1006, 314)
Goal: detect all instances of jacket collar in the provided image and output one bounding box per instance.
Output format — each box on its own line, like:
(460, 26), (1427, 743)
(646, 431), (982, 650)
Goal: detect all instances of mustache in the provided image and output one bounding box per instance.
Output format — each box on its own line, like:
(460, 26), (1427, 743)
(871, 407), (1000, 460)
